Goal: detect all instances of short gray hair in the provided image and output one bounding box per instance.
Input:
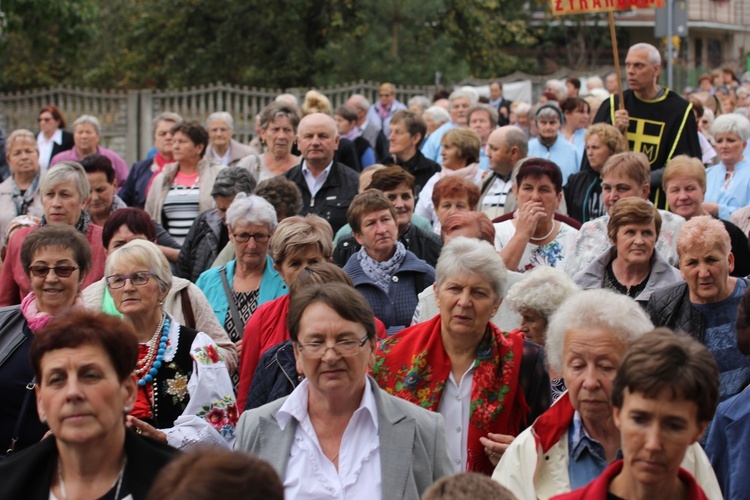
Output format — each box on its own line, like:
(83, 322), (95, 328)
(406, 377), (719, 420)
(505, 266), (579, 320)
(407, 96), (431, 113)
(629, 43), (661, 66)
(449, 89), (478, 106)
(226, 192), (278, 231)
(41, 161), (90, 200)
(207, 112), (234, 130)
(424, 106), (451, 125)
(73, 115), (101, 135)
(347, 94), (371, 112)
(499, 125), (529, 158)
(152, 112), (183, 135)
(6, 129), (38, 155)
(275, 93), (299, 107)
(105, 239), (172, 294)
(711, 113), (750, 142)
(436, 236), (507, 299)
(211, 166), (258, 198)
(586, 76), (604, 90)
(468, 104), (499, 129)
(513, 102), (531, 116)
(546, 289), (653, 374)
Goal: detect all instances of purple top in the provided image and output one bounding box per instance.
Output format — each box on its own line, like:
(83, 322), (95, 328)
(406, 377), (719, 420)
(50, 146), (130, 187)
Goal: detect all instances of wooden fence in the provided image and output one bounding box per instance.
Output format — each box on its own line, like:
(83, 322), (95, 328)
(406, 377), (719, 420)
(0, 72), (612, 164)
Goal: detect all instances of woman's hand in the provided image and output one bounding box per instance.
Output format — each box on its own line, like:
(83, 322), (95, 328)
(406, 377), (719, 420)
(515, 200), (547, 240)
(235, 339), (243, 355)
(126, 416), (167, 443)
(480, 433), (515, 467)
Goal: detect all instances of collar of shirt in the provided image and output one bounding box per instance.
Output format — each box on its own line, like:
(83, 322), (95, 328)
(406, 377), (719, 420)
(212, 146), (231, 166)
(568, 410), (622, 489)
(277, 378), (379, 432)
(301, 160), (333, 197)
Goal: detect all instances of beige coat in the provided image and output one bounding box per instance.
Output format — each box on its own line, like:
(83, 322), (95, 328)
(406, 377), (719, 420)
(144, 158), (223, 225)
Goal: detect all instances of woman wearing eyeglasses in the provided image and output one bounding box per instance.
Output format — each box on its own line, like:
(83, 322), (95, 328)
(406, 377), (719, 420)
(105, 239), (237, 449)
(196, 193), (287, 376)
(0, 225), (91, 459)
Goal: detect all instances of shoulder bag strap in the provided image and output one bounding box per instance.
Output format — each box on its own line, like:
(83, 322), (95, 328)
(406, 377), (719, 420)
(179, 287), (196, 330)
(7, 377), (36, 456)
(219, 266), (245, 339)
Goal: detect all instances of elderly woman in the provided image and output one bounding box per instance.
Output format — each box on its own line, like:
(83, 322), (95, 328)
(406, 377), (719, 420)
(374, 237), (550, 475)
(343, 190), (435, 334)
(36, 105), (74, 171)
(384, 110), (440, 199)
(106, 239), (237, 448)
(664, 154), (750, 277)
(145, 120), (222, 246)
(49, 115), (129, 186)
(334, 166), (442, 267)
(494, 289), (721, 499)
(416, 128), (483, 232)
(564, 123), (627, 223)
(82, 208), (238, 372)
(204, 112), (256, 167)
(0, 226), (91, 459)
(0, 161), (106, 306)
(238, 102), (300, 180)
(176, 166), (257, 282)
(0, 129), (45, 241)
(527, 105), (580, 184)
(647, 216), (750, 401)
(494, 159), (579, 272)
(703, 113), (750, 220)
(423, 105), (451, 138)
(80, 153), (127, 227)
(421, 89), (477, 163)
(574, 198), (681, 304)
(236, 283), (453, 498)
(505, 266), (580, 399)
(196, 194), (286, 356)
(557, 329), (720, 500)
(235, 214), (333, 408)
(0, 310), (177, 499)
(564, 152), (686, 276)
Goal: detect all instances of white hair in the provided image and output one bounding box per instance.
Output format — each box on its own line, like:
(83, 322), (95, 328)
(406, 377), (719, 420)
(586, 76), (604, 90)
(207, 111), (234, 130)
(105, 239), (172, 294)
(73, 115), (101, 135)
(407, 95), (431, 113)
(226, 192), (278, 231)
(275, 94), (299, 107)
(449, 89), (478, 106)
(711, 113), (750, 142)
(423, 106), (451, 125)
(435, 236), (507, 299)
(545, 289), (653, 374)
(41, 161), (90, 201)
(545, 79), (568, 101)
(513, 102), (531, 116)
(629, 43), (662, 66)
(505, 266), (580, 321)
(347, 94), (371, 112)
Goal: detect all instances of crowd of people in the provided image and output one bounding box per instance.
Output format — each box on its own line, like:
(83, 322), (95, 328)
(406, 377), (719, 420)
(0, 41), (749, 499)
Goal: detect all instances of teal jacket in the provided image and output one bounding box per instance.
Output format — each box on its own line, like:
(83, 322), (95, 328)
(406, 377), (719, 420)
(196, 256), (287, 328)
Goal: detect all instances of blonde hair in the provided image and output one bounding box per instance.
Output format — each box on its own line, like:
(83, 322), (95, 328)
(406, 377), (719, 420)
(662, 155), (706, 192)
(601, 152), (650, 187)
(268, 215), (333, 265)
(677, 215), (731, 258)
(301, 90), (331, 116)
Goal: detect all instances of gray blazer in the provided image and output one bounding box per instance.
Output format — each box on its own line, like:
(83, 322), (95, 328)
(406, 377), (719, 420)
(235, 376), (453, 499)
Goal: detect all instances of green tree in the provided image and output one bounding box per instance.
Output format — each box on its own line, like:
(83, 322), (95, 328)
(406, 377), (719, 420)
(0, 0), (98, 90)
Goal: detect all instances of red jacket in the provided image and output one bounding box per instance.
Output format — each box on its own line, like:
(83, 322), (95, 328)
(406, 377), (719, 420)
(0, 224), (106, 306)
(552, 460), (709, 500)
(236, 294), (388, 411)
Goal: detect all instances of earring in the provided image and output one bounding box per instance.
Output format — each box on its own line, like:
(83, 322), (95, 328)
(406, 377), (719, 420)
(124, 406), (132, 414)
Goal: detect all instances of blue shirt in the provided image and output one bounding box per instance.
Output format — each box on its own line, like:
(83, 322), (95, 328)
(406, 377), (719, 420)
(528, 135), (580, 185)
(567, 411), (621, 489)
(693, 279), (750, 401)
(420, 122), (456, 164)
(705, 157), (750, 220)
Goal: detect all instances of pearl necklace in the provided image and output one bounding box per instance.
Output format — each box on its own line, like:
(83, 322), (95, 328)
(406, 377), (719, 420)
(136, 314), (170, 387)
(529, 221), (557, 242)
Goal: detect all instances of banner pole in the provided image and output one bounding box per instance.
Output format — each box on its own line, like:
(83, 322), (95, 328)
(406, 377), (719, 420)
(608, 10), (629, 150)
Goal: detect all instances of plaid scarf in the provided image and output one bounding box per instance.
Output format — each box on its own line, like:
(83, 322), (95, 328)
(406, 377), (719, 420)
(372, 315), (528, 475)
(357, 241), (406, 293)
(40, 210), (91, 235)
(11, 173), (40, 216)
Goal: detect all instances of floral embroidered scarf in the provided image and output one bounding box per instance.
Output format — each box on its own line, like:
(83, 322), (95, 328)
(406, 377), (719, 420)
(372, 314), (528, 475)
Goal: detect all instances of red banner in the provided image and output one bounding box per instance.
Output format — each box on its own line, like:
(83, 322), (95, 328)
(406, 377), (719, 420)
(550, 0), (663, 15)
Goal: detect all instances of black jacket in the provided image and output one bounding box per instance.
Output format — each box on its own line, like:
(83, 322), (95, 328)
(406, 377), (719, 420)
(245, 340), (299, 411)
(0, 431), (177, 500)
(332, 222), (443, 268)
(120, 157), (155, 209)
(563, 166), (605, 224)
(47, 131), (75, 168)
(382, 151), (441, 201)
(334, 138), (361, 172)
(283, 161), (360, 234)
(646, 277), (750, 344)
(176, 208), (225, 282)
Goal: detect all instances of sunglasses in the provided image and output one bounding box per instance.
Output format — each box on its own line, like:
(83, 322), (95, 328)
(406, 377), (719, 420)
(28, 265), (79, 278)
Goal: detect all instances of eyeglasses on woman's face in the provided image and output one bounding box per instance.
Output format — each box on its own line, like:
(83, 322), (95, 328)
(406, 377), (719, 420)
(232, 232), (270, 243)
(105, 271), (154, 289)
(28, 265), (79, 278)
(296, 334), (369, 358)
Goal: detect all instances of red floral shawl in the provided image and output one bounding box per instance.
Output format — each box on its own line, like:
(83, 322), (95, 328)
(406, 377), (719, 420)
(372, 314), (528, 475)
